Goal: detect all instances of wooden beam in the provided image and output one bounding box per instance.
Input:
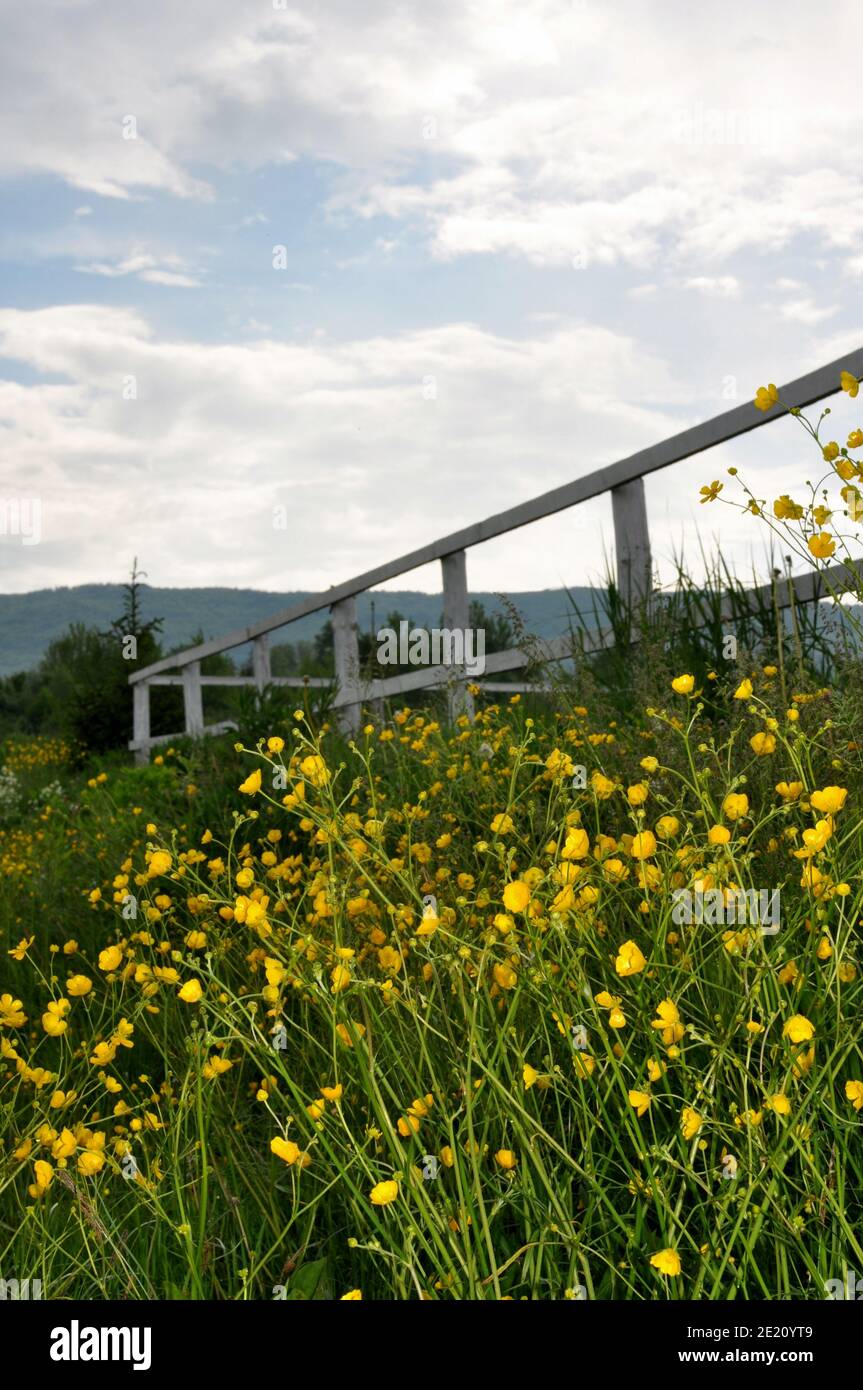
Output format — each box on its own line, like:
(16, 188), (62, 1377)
(612, 477), (652, 609)
(252, 634), (271, 690)
(331, 596), (362, 735)
(441, 549), (474, 721)
(182, 662), (204, 736)
(129, 348), (863, 684)
(132, 681), (150, 766)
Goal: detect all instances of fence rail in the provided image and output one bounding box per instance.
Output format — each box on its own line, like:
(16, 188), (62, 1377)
(128, 350), (863, 760)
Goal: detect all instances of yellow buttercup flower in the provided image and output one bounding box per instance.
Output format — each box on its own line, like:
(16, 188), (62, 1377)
(238, 768), (262, 795)
(650, 1248), (682, 1276)
(671, 674), (695, 695)
(808, 531), (836, 559)
(502, 880), (531, 913)
(783, 1014), (815, 1045)
(840, 369), (859, 398)
(370, 1179), (399, 1206)
(754, 383), (779, 412)
(615, 940), (647, 977)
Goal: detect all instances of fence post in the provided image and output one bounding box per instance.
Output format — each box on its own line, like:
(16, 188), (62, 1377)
(133, 680), (150, 765)
(441, 549), (475, 721)
(331, 596), (362, 736)
(182, 661), (204, 736)
(611, 477), (652, 615)
(252, 634), (271, 690)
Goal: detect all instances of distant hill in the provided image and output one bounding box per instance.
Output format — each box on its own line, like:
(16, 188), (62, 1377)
(0, 583), (602, 677)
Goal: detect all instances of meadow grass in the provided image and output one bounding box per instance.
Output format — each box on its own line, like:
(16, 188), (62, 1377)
(1, 655), (861, 1301)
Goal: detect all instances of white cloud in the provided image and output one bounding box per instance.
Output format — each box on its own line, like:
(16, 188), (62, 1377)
(2, 302), (851, 602)
(683, 276), (740, 298)
(778, 297), (838, 325)
(75, 250), (203, 288)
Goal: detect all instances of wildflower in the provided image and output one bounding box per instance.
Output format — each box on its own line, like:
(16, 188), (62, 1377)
(98, 945), (124, 972)
(28, 1159), (54, 1198)
(765, 1093), (791, 1116)
(845, 1080), (863, 1111)
(651, 999), (684, 1046)
(810, 786), (847, 814)
(495, 1149), (518, 1170)
(629, 830), (656, 860)
(650, 1248), (682, 1276)
(370, 1179), (399, 1206)
(773, 494), (804, 520)
(628, 1089), (650, 1117)
(681, 1107), (703, 1140)
(615, 940), (647, 977)
(699, 480), (723, 503)
(840, 370), (859, 398)
(330, 963), (352, 993)
(722, 792), (748, 821)
(8, 936), (34, 961)
(238, 769), (262, 795)
(708, 824), (730, 845)
(783, 1014), (815, 1045)
(177, 979), (203, 1004)
(733, 679), (752, 700)
(502, 880), (531, 913)
(750, 732), (775, 756)
(147, 850), (172, 878)
(340, 1290), (362, 1300)
(656, 815), (679, 839)
(808, 532), (836, 559)
(562, 827), (590, 860)
(627, 782), (649, 807)
(671, 674), (695, 695)
(775, 781), (803, 801)
(0, 994), (27, 1028)
(491, 813), (514, 834)
(493, 962), (518, 990)
(66, 975), (92, 997)
(271, 1137), (300, 1165)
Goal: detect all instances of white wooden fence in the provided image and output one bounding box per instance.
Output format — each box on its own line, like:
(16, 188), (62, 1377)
(128, 349), (863, 761)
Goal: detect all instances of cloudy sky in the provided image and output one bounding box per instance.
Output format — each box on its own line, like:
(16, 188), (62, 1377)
(2, 0), (863, 603)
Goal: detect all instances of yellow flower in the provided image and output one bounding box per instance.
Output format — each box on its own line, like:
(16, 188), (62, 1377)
(750, 731), (776, 756)
(370, 1179), (399, 1206)
(754, 383), (779, 412)
(77, 1151), (105, 1176)
(845, 1080), (863, 1111)
(722, 792), (749, 821)
(147, 849), (172, 878)
(650, 1248), (682, 1276)
(840, 369), (859, 398)
(502, 880), (531, 913)
(340, 1289), (362, 1300)
(628, 1089), (650, 1117)
(707, 824), (730, 845)
(733, 678), (752, 700)
(177, 978), (203, 1004)
(271, 1137), (300, 1165)
(651, 999), (684, 1045)
(491, 813), (514, 834)
(699, 480), (723, 503)
(629, 830), (656, 860)
(615, 940), (647, 977)
(300, 754), (329, 787)
(627, 781), (649, 807)
(591, 771), (616, 799)
(773, 494), (804, 520)
(330, 963), (352, 993)
(267, 736), (285, 753)
(98, 945), (124, 972)
(495, 1149), (518, 1170)
(671, 674), (695, 695)
(656, 815), (680, 839)
(29, 1159), (54, 1197)
(783, 1014), (815, 1045)
(775, 781), (803, 801)
(66, 975), (92, 997)
(523, 1063), (539, 1089)
(810, 786), (847, 814)
(765, 1093), (791, 1116)
(808, 531), (836, 559)
(681, 1107), (703, 1140)
(562, 827), (590, 860)
(238, 768), (262, 795)
(493, 962), (518, 990)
